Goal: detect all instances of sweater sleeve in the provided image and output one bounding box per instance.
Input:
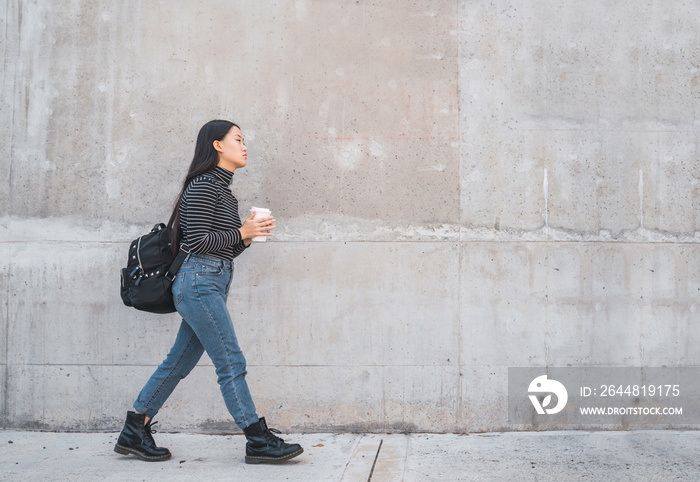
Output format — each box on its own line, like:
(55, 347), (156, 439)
(231, 239), (249, 260)
(182, 178), (243, 253)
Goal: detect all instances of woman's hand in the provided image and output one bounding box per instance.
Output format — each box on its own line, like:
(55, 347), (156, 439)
(239, 211), (276, 244)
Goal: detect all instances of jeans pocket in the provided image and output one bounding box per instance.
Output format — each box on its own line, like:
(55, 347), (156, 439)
(173, 273), (184, 305)
(199, 263), (223, 276)
(224, 268), (233, 297)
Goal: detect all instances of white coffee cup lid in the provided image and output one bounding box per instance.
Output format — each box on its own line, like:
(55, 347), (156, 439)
(250, 206), (271, 213)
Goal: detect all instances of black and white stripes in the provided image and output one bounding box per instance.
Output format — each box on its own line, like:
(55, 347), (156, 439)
(180, 166), (248, 261)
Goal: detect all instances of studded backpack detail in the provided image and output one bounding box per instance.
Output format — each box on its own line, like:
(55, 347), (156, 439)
(120, 223), (188, 314)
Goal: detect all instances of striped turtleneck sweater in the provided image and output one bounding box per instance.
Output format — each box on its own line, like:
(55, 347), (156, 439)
(179, 166), (248, 261)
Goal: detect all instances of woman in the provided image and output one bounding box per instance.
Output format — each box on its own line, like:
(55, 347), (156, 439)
(114, 120), (303, 464)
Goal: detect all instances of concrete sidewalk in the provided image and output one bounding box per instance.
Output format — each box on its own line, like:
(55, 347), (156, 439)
(0, 430), (697, 481)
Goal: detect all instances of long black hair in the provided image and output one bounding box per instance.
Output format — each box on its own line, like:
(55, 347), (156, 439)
(167, 119), (238, 255)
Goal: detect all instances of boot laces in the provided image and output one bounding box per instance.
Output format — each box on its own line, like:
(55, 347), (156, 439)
(265, 426), (285, 444)
(143, 421), (159, 445)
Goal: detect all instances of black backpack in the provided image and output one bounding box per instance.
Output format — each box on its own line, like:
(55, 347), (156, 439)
(120, 223), (188, 314)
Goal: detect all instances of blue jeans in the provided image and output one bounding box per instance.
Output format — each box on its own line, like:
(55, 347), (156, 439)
(133, 253), (259, 429)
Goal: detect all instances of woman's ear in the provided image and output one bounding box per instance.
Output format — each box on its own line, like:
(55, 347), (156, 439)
(213, 140), (223, 154)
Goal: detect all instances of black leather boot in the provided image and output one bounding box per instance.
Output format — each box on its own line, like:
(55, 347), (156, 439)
(243, 417), (303, 464)
(114, 411), (171, 462)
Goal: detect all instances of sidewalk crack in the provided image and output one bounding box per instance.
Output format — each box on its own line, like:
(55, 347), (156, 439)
(339, 435), (365, 480)
(367, 438), (383, 482)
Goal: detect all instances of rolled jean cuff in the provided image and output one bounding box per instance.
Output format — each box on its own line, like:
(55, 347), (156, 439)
(132, 402), (158, 419)
(242, 415), (260, 429)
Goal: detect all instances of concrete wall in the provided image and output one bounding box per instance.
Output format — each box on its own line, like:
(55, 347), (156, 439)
(1, 0), (698, 432)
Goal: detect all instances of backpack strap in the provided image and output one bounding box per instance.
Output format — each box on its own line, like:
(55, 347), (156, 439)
(165, 245), (190, 282)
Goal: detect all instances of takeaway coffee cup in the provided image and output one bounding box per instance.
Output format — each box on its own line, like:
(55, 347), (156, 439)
(250, 206), (272, 242)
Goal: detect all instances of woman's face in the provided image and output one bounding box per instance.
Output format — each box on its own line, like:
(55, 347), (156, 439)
(214, 126), (247, 172)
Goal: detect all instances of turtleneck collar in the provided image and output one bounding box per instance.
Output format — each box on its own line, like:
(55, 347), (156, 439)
(210, 166), (234, 186)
